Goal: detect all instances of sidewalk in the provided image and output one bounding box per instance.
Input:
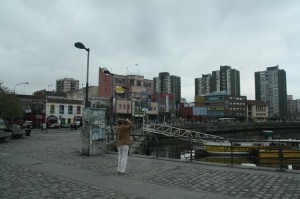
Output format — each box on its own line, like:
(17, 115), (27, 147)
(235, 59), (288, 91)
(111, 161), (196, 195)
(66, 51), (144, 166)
(1, 129), (300, 198)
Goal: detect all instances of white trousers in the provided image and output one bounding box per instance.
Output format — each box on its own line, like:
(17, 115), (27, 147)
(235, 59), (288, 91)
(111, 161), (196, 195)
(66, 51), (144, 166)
(117, 145), (129, 173)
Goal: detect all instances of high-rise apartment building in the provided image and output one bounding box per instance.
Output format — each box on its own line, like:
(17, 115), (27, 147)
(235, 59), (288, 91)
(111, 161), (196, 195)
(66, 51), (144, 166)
(56, 78), (79, 93)
(195, 74), (211, 96)
(195, 66), (240, 97)
(211, 66), (240, 96)
(153, 72), (181, 107)
(157, 72), (171, 93)
(287, 95), (300, 120)
(255, 65), (287, 118)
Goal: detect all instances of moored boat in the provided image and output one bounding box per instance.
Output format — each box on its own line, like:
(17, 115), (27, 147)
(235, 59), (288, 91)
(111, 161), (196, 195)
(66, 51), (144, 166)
(204, 141), (270, 155)
(258, 139), (300, 158)
(259, 149), (300, 158)
(204, 130), (276, 155)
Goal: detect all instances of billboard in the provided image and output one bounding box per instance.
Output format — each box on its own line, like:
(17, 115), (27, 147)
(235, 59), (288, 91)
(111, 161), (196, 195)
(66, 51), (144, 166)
(193, 107), (207, 116)
(195, 96), (205, 103)
(115, 86), (125, 94)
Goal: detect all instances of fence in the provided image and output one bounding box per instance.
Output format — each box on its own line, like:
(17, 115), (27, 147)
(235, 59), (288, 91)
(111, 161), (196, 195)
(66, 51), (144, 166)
(105, 129), (300, 171)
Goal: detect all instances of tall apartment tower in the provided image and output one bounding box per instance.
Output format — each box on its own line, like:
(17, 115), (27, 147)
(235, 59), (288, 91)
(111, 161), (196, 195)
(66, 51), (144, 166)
(195, 74), (211, 96)
(56, 78), (79, 93)
(211, 66), (240, 96)
(153, 72), (181, 107)
(195, 66), (240, 97)
(255, 65), (287, 118)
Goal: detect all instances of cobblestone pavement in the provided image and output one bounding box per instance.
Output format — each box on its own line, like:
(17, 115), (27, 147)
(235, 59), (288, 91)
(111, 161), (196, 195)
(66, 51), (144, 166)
(1, 129), (300, 199)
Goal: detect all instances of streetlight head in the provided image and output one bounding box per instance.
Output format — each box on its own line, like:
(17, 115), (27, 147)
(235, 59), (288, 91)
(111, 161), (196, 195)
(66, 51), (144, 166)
(74, 42), (86, 50)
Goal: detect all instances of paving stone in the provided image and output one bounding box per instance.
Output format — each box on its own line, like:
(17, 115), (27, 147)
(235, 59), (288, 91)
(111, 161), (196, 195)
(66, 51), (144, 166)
(1, 129), (300, 199)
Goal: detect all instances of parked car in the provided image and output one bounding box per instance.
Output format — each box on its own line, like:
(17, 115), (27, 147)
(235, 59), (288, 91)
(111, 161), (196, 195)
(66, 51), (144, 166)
(10, 124), (28, 138)
(61, 123), (70, 128)
(22, 121), (32, 129)
(49, 123), (60, 129)
(21, 121), (32, 136)
(0, 120), (12, 141)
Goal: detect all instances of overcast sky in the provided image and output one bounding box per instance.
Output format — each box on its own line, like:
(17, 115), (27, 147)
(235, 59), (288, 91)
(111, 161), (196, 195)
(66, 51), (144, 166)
(1, 0), (299, 102)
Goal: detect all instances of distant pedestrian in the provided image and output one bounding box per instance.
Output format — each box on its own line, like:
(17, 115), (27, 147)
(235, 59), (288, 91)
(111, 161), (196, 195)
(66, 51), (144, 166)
(116, 118), (133, 174)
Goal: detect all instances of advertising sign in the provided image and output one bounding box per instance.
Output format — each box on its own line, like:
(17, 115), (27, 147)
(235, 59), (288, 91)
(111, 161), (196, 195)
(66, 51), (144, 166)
(115, 86), (125, 93)
(193, 107), (207, 116)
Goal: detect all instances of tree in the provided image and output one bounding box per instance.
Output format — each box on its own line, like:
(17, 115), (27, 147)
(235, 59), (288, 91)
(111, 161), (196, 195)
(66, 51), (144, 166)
(0, 85), (21, 119)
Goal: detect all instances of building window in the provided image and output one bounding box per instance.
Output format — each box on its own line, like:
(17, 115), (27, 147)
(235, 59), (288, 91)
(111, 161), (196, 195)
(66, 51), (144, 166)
(130, 79), (134, 86)
(77, 106), (81, 114)
(144, 82), (151, 87)
(50, 105), (55, 114)
(137, 80), (141, 86)
(61, 118), (66, 125)
(59, 105), (64, 114)
(68, 106), (73, 114)
(39, 104), (44, 112)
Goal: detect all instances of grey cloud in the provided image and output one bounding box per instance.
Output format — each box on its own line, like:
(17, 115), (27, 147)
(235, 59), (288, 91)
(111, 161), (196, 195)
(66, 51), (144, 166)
(1, 0), (300, 101)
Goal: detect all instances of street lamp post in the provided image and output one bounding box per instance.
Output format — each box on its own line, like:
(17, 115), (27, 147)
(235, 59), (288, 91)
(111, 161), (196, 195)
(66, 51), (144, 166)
(14, 82), (29, 93)
(74, 42), (90, 108)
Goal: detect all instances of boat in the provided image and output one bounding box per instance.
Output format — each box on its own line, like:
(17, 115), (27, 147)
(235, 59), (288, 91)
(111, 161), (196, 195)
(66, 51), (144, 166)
(203, 130), (277, 155)
(258, 139), (300, 158)
(204, 140), (270, 155)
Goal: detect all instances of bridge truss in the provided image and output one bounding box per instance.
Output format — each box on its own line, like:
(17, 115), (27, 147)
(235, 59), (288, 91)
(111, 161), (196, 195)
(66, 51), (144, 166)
(143, 123), (224, 144)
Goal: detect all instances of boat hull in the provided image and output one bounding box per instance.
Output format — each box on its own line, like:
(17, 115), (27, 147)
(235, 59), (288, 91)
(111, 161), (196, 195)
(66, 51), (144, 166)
(259, 149), (300, 158)
(205, 145), (265, 155)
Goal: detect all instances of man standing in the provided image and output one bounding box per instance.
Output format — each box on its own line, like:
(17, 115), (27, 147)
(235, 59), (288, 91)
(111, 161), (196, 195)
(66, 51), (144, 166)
(116, 118), (133, 174)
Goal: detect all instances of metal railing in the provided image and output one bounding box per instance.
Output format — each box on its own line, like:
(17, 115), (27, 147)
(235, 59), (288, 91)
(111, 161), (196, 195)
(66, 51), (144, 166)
(104, 123), (300, 171)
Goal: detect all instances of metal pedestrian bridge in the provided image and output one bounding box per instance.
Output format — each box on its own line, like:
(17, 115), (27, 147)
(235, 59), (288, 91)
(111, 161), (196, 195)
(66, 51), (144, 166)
(142, 123), (224, 144)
